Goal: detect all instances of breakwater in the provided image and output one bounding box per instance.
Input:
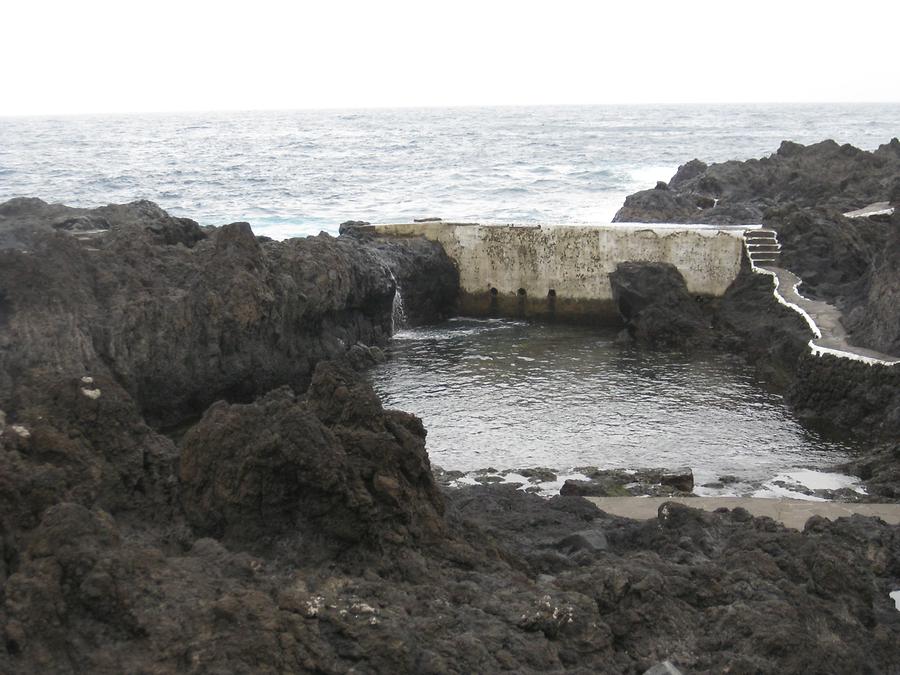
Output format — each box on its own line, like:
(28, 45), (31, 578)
(367, 222), (746, 321)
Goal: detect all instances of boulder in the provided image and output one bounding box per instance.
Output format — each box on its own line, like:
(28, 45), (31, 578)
(608, 262), (712, 349)
(179, 361), (446, 556)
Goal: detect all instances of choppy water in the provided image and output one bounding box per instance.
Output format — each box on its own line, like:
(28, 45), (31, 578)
(2, 104), (899, 238)
(370, 319), (861, 495)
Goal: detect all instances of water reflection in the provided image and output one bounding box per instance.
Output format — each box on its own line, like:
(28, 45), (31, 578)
(369, 319), (857, 486)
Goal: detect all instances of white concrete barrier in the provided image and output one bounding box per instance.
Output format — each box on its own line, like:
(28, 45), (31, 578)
(368, 222), (746, 321)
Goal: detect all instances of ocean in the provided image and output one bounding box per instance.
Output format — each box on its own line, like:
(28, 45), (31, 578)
(2, 104), (898, 238)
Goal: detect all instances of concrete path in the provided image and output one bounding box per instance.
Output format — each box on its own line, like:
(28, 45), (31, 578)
(586, 496), (900, 530)
(762, 264), (900, 365)
(843, 201), (895, 219)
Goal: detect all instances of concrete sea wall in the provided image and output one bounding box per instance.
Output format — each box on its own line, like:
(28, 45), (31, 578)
(368, 222), (746, 322)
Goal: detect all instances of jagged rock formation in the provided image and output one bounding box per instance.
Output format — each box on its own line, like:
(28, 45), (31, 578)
(345, 230), (460, 326)
(0, 198), (457, 427)
(179, 362), (446, 557)
(608, 262), (713, 349)
(614, 138), (900, 225)
(613, 139), (900, 437)
(1, 198), (899, 673)
(4, 390), (900, 673)
(843, 216), (900, 355)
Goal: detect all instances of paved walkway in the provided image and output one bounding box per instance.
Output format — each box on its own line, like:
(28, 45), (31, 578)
(762, 265), (900, 365)
(743, 227), (898, 366)
(585, 497), (900, 530)
(843, 201), (895, 218)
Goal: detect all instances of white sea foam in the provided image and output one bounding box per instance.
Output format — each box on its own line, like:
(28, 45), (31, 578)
(750, 469), (866, 501)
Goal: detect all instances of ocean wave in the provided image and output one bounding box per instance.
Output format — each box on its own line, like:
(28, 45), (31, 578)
(2, 104), (899, 232)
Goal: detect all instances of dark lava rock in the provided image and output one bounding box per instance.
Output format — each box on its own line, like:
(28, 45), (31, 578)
(842, 212), (900, 355)
(765, 206), (900, 356)
(613, 138), (900, 225)
(609, 262), (712, 349)
(2, 196), (900, 674)
(179, 361), (445, 557)
(0, 198), (453, 428)
(668, 158), (708, 188)
(614, 187), (700, 223)
(555, 529), (609, 554)
(562, 468), (694, 497)
(444, 485), (900, 673)
(842, 442), (900, 500)
(769, 206), (887, 305)
(3, 388), (900, 673)
(713, 263), (814, 387)
(361, 235), (460, 326)
(516, 467), (558, 483)
(338, 219), (370, 234)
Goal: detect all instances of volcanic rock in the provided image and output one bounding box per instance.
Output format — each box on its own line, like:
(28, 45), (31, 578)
(609, 262), (712, 349)
(179, 361), (446, 557)
(0, 198), (455, 428)
(614, 138), (900, 225)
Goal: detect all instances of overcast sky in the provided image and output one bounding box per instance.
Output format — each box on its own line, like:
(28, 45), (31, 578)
(3, 0), (898, 116)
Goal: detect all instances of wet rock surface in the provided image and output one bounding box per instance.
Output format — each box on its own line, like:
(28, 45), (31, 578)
(351, 231), (460, 326)
(561, 468), (695, 498)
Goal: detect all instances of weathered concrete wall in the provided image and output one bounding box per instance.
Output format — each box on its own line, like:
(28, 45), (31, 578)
(366, 223), (745, 322)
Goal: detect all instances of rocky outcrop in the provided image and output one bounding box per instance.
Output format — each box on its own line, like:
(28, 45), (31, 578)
(613, 140), (900, 434)
(352, 232), (460, 326)
(713, 262), (815, 385)
(770, 207), (887, 303)
(560, 467), (694, 497)
(2, 194), (899, 673)
(843, 214), (900, 355)
(843, 442), (900, 500)
(614, 138), (900, 224)
(179, 361), (446, 558)
(442, 485), (900, 673)
(608, 262), (713, 349)
(6, 453), (900, 674)
(764, 206), (900, 356)
(0, 198), (455, 428)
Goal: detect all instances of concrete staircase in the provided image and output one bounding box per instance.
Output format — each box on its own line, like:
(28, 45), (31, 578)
(743, 228), (781, 267)
(742, 226), (899, 366)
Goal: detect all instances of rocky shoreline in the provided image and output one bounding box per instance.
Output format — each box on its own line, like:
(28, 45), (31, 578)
(2, 139), (900, 673)
(612, 139), (900, 496)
